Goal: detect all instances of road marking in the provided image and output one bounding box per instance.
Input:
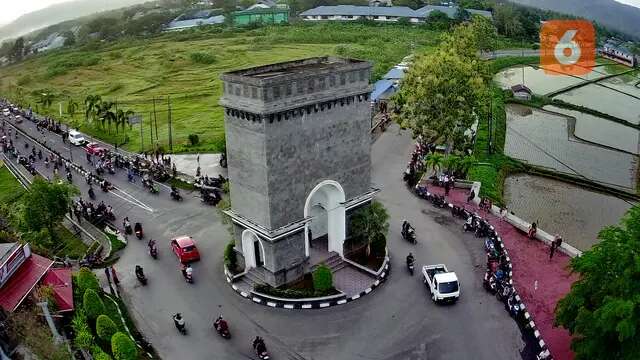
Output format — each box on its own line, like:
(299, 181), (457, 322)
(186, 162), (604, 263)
(267, 302), (277, 307)
(252, 297), (262, 303)
(319, 303), (330, 308)
(364, 288), (372, 294)
(283, 304), (294, 309)
(351, 295), (360, 300)
(374, 280), (380, 286)
(301, 304), (312, 309)
(337, 299), (347, 305)
(240, 292), (249, 298)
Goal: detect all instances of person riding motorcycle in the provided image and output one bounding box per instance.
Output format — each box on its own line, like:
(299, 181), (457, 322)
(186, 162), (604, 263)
(214, 316), (228, 332)
(148, 238), (156, 249)
(135, 265), (145, 279)
(181, 264), (193, 279)
(406, 252), (415, 266)
(253, 336), (267, 353)
(88, 186), (96, 200)
(173, 313), (185, 331)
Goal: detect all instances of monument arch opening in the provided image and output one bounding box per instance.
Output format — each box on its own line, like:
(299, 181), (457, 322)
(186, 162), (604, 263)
(304, 180), (346, 258)
(241, 230), (265, 269)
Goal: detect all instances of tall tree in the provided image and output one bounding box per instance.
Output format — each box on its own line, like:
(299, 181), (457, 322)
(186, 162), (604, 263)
(10, 37), (25, 62)
(67, 99), (78, 119)
(555, 206), (640, 360)
(38, 92), (54, 110)
(349, 201), (389, 257)
(393, 18), (492, 152)
(20, 178), (78, 240)
(84, 95), (102, 124)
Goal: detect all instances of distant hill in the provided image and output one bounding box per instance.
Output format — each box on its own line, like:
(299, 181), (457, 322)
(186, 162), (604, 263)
(509, 0), (640, 39)
(0, 0), (149, 42)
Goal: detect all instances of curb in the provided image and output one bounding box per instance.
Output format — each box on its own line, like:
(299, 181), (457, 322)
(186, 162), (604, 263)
(224, 261), (390, 310)
(419, 190), (553, 360)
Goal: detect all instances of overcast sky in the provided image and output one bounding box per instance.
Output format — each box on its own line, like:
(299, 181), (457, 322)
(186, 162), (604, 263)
(1, 0), (640, 25)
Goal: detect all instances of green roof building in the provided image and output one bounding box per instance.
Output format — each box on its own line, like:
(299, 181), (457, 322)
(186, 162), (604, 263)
(233, 8), (289, 26)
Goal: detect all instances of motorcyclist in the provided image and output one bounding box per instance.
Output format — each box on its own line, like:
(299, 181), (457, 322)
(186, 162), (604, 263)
(406, 252), (415, 266)
(135, 265), (145, 279)
(253, 336), (266, 352)
(88, 186), (96, 200)
(123, 217), (131, 234)
(134, 222), (143, 235)
(214, 316), (228, 332)
(173, 313), (185, 330)
(148, 238), (156, 249)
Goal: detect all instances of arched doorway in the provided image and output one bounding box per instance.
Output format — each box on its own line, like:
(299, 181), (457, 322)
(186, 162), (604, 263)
(241, 229), (265, 270)
(304, 180), (346, 258)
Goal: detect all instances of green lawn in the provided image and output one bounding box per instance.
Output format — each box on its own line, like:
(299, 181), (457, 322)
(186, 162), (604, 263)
(0, 164), (25, 204)
(0, 23), (445, 153)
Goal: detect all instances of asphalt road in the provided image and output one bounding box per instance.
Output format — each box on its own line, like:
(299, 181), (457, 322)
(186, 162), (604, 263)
(2, 116), (524, 360)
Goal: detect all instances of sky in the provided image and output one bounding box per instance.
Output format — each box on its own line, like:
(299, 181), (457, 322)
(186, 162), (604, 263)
(1, 0), (640, 25)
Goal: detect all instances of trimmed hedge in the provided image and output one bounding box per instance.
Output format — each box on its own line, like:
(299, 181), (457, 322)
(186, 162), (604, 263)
(223, 241), (237, 272)
(77, 267), (100, 294)
(96, 314), (118, 341)
(83, 289), (105, 320)
(254, 284), (339, 299)
(111, 332), (137, 360)
(91, 345), (113, 360)
(312, 265), (333, 293)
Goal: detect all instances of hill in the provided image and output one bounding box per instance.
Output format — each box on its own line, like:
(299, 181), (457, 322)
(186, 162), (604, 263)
(509, 0), (640, 39)
(0, 23), (452, 153)
(0, 0), (149, 42)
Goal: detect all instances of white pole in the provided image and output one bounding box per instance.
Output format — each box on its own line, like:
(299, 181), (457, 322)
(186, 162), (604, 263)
(59, 102), (62, 117)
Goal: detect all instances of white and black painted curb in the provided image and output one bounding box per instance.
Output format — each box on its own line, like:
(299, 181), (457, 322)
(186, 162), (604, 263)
(417, 188), (553, 360)
(224, 261), (390, 310)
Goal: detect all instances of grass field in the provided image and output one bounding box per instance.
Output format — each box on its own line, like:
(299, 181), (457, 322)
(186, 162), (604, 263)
(0, 164), (26, 204)
(0, 23), (450, 153)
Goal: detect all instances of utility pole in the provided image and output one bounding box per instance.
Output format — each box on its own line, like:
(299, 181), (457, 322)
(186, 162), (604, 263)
(140, 114), (144, 153)
(168, 95), (173, 152)
(152, 96), (158, 141)
(149, 111), (153, 146)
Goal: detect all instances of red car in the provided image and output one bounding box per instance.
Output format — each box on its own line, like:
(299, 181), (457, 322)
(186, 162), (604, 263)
(84, 142), (106, 156)
(170, 236), (201, 263)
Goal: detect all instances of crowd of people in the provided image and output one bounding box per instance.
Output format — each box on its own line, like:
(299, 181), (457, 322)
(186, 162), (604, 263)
(403, 136), (432, 187)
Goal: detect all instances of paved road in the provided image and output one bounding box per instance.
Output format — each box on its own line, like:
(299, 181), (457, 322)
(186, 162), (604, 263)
(2, 117), (524, 360)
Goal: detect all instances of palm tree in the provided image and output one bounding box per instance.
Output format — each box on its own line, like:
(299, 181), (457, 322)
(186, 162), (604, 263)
(115, 109), (134, 134)
(84, 95), (102, 124)
(66, 99), (78, 119)
(98, 101), (116, 133)
(442, 155), (461, 174)
(425, 153), (444, 174)
(350, 201), (389, 257)
(39, 92), (54, 110)
(458, 155), (477, 177)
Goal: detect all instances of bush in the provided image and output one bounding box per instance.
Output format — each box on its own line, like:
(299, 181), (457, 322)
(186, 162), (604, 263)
(77, 267), (100, 295)
(91, 346), (113, 360)
(189, 52), (216, 64)
(254, 284), (338, 299)
(370, 232), (386, 258)
(223, 241), (237, 271)
(75, 327), (94, 350)
(83, 289), (105, 320)
(188, 133), (199, 146)
(312, 265), (333, 292)
(111, 332), (137, 360)
(96, 314), (118, 341)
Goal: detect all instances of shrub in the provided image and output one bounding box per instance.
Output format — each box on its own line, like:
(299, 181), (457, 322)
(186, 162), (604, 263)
(96, 314), (118, 341)
(188, 133), (199, 146)
(370, 232), (387, 258)
(111, 332), (137, 360)
(224, 241), (237, 271)
(189, 52), (216, 64)
(75, 327), (94, 350)
(91, 346), (113, 360)
(312, 265), (333, 293)
(254, 284), (338, 299)
(83, 289), (105, 320)
(77, 267), (100, 294)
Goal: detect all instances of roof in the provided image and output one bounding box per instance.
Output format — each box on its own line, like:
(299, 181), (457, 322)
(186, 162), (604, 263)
(174, 236), (195, 247)
(416, 5), (492, 19)
(383, 67), (405, 80)
(42, 268), (74, 312)
(511, 84), (532, 94)
(0, 254), (53, 312)
(371, 79), (396, 101)
(234, 7), (289, 15)
(223, 56), (369, 80)
(0, 243), (19, 266)
(166, 15), (225, 30)
(434, 271), (458, 283)
(300, 5), (422, 18)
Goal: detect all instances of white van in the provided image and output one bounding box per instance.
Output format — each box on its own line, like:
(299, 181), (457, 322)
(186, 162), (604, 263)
(68, 130), (86, 146)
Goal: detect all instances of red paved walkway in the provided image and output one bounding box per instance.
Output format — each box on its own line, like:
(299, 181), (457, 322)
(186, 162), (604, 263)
(427, 185), (576, 360)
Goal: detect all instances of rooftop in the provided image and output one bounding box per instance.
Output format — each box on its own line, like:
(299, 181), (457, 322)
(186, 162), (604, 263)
(300, 5), (422, 18)
(0, 243), (19, 266)
(222, 57), (369, 81)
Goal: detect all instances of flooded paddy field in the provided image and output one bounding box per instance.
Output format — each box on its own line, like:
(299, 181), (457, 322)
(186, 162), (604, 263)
(504, 104), (637, 191)
(504, 174), (633, 251)
(554, 83), (640, 124)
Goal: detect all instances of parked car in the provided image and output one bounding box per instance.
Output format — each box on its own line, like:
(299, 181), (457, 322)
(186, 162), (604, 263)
(84, 142), (106, 155)
(68, 130), (87, 146)
(422, 264), (460, 303)
(170, 236), (201, 263)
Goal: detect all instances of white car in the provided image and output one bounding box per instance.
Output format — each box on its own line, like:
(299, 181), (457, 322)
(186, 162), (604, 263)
(68, 130), (86, 146)
(423, 264), (460, 303)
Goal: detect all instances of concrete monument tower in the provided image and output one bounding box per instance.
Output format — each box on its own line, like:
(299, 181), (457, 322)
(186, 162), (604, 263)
(220, 57), (376, 287)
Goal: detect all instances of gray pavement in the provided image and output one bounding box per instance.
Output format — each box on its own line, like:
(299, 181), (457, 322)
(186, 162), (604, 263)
(2, 116), (524, 360)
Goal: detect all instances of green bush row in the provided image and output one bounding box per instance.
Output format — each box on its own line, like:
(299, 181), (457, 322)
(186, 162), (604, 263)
(254, 284), (339, 299)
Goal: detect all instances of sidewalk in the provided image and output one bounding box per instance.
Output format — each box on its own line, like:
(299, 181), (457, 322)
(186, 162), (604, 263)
(427, 185), (576, 360)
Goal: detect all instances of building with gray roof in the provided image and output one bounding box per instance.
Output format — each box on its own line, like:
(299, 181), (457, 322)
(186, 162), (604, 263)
(300, 4), (492, 23)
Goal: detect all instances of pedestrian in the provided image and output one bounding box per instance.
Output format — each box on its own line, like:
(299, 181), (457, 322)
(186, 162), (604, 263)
(110, 266), (120, 287)
(466, 189), (475, 203)
(104, 267), (112, 285)
(549, 240), (557, 259)
(499, 206), (507, 222)
(444, 180), (450, 196)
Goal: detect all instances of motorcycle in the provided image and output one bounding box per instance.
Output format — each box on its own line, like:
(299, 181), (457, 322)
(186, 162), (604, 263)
(406, 258), (415, 276)
(496, 280), (512, 302)
(124, 221), (132, 235)
(463, 216), (477, 232)
(173, 314), (187, 335)
(401, 225), (417, 244)
(213, 317), (231, 339)
(170, 190), (183, 201)
(136, 270), (147, 286)
(88, 187), (96, 200)
(253, 338), (269, 360)
(507, 293), (521, 320)
(431, 194), (446, 208)
(149, 245), (158, 259)
(414, 185), (428, 199)
(182, 265), (193, 284)
(134, 222), (144, 240)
